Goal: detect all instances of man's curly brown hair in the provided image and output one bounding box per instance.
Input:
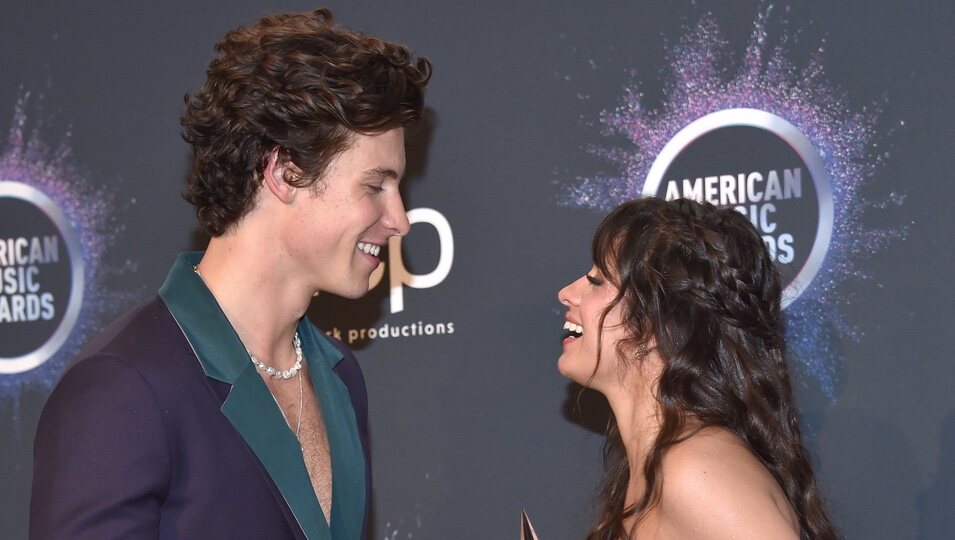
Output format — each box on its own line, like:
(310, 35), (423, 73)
(181, 8), (432, 236)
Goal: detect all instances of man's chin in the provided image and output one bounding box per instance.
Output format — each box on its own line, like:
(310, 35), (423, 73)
(311, 272), (373, 300)
(326, 283), (370, 300)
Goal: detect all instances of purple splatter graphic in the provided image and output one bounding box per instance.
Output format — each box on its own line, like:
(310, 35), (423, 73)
(0, 94), (124, 408)
(564, 9), (904, 397)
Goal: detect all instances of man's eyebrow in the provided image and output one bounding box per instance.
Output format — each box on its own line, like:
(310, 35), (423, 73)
(363, 167), (400, 180)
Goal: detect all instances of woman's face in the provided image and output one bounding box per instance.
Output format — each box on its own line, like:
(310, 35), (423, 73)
(557, 265), (629, 392)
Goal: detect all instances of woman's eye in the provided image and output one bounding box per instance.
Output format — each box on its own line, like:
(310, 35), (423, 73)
(586, 274), (603, 286)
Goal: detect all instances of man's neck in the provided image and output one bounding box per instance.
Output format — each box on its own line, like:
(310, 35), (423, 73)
(196, 231), (312, 370)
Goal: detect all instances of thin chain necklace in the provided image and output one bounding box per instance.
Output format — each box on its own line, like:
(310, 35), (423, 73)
(250, 334), (305, 441)
(193, 263), (305, 441)
(275, 368), (304, 441)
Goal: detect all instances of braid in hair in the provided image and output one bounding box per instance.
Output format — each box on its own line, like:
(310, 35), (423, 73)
(586, 198), (838, 540)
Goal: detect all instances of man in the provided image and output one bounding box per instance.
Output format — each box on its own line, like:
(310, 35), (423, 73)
(30, 9), (430, 540)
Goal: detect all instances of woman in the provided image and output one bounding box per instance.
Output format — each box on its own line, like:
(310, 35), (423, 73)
(558, 198), (838, 539)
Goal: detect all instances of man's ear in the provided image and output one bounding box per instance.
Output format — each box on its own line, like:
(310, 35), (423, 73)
(262, 147), (302, 204)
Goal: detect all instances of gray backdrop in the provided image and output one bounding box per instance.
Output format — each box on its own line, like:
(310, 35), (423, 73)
(1, 1), (953, 538)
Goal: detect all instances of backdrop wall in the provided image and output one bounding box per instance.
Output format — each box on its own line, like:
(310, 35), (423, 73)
(2, 1), (953, 538)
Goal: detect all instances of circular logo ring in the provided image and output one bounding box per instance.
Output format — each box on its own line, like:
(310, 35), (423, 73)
(0, 181), (85, 373)
(643, 109), (833, 308)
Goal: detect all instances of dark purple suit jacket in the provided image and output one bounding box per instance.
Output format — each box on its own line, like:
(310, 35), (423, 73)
(31, 255), (371, 540)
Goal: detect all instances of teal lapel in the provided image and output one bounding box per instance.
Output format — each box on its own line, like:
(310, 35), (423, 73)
(220, 365), (330, 539)
(159, 252), (365, 539)
(298, 325), (366, 540)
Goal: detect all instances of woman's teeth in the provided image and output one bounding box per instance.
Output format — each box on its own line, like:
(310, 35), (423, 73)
(563, 321), (583, 338)
(357, 242), (381, 257)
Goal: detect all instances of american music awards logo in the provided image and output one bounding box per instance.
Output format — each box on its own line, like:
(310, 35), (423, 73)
(644, 109), (832, 309)
(0, 96), (120, 401)
(0, 182), (84, 374)
(563, 10), (904, 397)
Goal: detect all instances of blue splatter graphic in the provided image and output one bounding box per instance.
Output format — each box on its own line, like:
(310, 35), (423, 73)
(0, 94), (125, 408)
(563, 9), (905, 397)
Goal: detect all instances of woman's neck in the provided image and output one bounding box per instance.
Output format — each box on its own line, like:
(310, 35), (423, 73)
(608, 392), (658, 500)
(601, 357), (666, 514)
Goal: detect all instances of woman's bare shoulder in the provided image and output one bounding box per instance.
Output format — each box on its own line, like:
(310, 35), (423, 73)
(652, 426), (799, 539)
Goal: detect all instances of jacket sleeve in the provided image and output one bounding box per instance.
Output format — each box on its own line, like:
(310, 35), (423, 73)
(30, 353), (171, 540)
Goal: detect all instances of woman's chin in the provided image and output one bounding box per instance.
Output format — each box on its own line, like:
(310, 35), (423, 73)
(557, 355), (592, 386)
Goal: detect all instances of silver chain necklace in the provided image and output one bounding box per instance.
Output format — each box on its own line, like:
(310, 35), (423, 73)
(249, 334), (305, 441)
(276, 368), (304, 441)
(193, 264), (305, 440)
(249, 335), (306, 441)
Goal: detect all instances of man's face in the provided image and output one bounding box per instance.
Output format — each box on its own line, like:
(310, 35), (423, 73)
(281, 128), (410, 298)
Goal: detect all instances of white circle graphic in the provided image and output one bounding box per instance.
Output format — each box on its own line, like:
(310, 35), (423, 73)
(0, 181), (85, 373)
(643, 109), (833, 308)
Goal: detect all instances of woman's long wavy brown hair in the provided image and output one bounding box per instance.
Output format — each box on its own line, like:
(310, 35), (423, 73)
(585, 198), (838, 540)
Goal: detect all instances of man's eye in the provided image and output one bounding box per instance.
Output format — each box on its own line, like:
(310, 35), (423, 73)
(366, 185), (384, 193)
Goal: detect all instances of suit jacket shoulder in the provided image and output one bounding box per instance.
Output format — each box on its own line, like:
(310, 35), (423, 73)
(31, 297), (304, 540)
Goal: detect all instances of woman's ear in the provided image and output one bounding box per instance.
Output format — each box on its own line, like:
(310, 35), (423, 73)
(262, 147), (302, 204)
